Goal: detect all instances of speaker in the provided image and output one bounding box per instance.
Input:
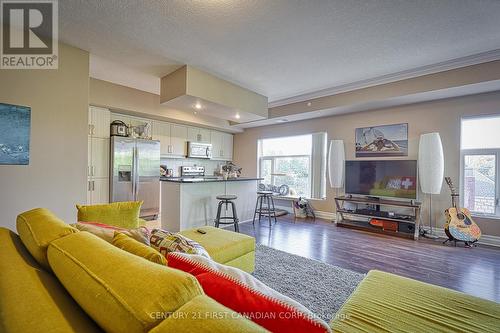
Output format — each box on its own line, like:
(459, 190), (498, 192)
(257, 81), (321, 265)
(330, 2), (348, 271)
(328, 140), (345, 188)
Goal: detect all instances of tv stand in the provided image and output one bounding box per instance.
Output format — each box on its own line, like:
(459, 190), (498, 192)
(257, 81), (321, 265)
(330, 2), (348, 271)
(335, 196), (421, 240)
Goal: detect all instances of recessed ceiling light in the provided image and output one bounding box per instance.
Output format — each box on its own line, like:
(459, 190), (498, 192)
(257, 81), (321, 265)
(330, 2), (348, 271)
(235, 114), (241, 119)
(193, 111), (197, 115)
(276, 119), (288, 123)
(194, 102), (202, 110)
(306, 102), (312, 107)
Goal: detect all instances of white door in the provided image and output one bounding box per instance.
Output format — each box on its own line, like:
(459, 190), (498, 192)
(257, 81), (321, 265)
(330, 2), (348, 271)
(90, 106), (110, 138)
(152, 121), (171, 156)
(171, 124), (188, 156)
(210, 131), (223, 160)
(91, 137), (110, 178)
(223, 133), (233, 161)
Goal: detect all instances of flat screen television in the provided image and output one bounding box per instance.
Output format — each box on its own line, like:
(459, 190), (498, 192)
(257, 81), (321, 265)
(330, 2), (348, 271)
(345, 160), (417, 199)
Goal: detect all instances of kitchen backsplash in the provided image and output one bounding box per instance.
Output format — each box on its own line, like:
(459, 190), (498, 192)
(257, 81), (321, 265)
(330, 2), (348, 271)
(161, 158), (225, 177)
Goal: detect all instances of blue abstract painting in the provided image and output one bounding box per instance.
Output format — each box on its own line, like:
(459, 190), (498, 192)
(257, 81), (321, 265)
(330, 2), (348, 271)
(0, 103), (31, 165)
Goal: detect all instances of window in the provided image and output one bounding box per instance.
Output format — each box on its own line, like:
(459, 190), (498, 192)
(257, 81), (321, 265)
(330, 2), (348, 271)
(461, 116), (500, 217)
(258, 133), (326, 198)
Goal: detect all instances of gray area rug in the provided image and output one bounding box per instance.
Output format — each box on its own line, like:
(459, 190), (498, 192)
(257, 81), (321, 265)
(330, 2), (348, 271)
(253, 244), (365, 322)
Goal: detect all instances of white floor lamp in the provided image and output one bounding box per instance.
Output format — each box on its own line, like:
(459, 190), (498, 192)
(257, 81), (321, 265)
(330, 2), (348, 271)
(328, 140), (345, 222)
(418, 133), (444, 239)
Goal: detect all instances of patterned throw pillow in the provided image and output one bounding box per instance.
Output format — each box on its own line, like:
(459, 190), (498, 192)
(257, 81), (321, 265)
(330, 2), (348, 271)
(149, 229), (210, 259)
(73, 221), (150, 245)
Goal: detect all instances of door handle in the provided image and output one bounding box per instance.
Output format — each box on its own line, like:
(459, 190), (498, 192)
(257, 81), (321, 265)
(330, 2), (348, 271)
(88, 124), (92, 135)
(91, 124), (95, 135)
(88, 181), (91, 191)
(92, 181), (95, 191)
(92, 166), (95, 176)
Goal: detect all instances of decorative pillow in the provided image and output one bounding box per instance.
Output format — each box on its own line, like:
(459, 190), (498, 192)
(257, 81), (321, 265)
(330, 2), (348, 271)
(150, 229), (210, 259)
(112, 232), (166, 265)
(73, 221), (150, 245)
(167, 252), (331, 333)
(16, 208), (79, 271)
(76, 201), (143, 229)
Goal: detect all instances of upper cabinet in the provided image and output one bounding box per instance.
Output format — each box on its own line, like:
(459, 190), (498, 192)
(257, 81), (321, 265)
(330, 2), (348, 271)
(89, 106), (110, 138)
(170, 124), (188, 156)
(152, 121), (188, 157)
(210, 130), (233, 161)
(188, 127), (211, 143)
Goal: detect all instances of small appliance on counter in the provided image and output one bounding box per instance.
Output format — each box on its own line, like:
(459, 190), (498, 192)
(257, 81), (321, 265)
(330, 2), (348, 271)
(187, 142), (212, 159)
(110, 120), (129, 137)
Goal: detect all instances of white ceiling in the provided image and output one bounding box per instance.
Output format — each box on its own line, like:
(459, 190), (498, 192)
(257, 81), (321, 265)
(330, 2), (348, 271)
(60, 1), (500, 103)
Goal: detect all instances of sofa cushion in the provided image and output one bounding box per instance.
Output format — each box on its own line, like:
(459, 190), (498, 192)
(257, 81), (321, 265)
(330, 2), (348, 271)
(149, 295), (269, 333)
(179, 226), (255, 269)
(16, 208), (78, 270)
(73, 221), (150, 245)
(331, 270), (500, 333)
(150, 228), (210, 260)
(112, 232), (166, 265)
(167, 252), (330, 333)
(47, 231), (204, 333)
(0, 228), (101, 333)
(76, 201), (143, 229)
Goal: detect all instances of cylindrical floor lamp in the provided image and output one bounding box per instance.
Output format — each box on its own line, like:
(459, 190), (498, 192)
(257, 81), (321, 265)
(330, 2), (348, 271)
(418, 133), (444, 238)
(328, 140), (345, 222)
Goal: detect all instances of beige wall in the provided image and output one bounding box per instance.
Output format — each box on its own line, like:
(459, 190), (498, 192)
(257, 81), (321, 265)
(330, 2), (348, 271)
(0, 43), (89, 229)
(234, 91), (500, 237)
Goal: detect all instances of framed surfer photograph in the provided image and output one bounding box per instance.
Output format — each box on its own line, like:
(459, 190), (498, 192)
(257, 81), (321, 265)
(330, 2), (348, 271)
(0, 103), (31, 165)
(355, 123), (408, 157)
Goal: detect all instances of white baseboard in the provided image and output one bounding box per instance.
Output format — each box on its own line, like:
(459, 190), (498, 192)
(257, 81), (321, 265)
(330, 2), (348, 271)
(421, 226), (500, 247)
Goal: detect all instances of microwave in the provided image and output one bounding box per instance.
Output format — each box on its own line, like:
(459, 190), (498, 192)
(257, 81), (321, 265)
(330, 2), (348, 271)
(187, 142), (212, 159)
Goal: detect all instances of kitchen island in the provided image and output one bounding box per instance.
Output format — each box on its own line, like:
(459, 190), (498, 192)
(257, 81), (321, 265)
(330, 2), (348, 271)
(160, 177), (262, 232)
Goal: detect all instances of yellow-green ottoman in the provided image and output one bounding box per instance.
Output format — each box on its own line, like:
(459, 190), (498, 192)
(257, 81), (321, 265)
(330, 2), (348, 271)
(179, 226), (255, 273)
(331, 270), (500, 333)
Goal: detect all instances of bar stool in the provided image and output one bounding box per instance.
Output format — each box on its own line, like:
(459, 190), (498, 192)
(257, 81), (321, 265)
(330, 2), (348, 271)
(214, 195), (239, 232)
(252, 191), (278, 227)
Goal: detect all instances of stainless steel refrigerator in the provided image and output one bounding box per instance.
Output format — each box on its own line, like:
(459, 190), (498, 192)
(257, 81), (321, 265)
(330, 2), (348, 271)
(110, 137), (160, 220)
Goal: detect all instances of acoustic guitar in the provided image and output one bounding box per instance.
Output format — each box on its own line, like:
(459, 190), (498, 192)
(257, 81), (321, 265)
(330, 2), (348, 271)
(444, 177), (481, 244)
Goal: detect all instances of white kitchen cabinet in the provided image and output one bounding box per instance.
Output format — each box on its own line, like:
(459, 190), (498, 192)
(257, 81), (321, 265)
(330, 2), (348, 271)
(210, 131), (223, 159)
(91, 138), (110, 178)
(152, 121), (188, 157)
(210, 130), (233, 161)
(170, 124), (188, 156)
(188, 127), (211, 143)
(152, 121), (171, 156)
(89, 106), (110, 138)
(222, 132), (233, 161)
(87, 178), (109, 205)
(88, 106), (111, 205)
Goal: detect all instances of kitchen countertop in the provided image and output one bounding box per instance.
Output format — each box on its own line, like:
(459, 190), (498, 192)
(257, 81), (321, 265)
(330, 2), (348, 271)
(160, 177), (263, 183)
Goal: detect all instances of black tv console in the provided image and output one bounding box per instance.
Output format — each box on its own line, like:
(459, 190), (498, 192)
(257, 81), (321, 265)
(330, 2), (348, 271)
(334, 196), (422, 240)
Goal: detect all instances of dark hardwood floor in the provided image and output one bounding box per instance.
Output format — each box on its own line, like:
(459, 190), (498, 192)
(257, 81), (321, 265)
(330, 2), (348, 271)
(239, 215), (500, 303)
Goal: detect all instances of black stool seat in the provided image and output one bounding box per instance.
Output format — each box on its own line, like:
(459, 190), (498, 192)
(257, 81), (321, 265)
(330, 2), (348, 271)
(216, 195), (238, 201)
(214, 194), (239, 232)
